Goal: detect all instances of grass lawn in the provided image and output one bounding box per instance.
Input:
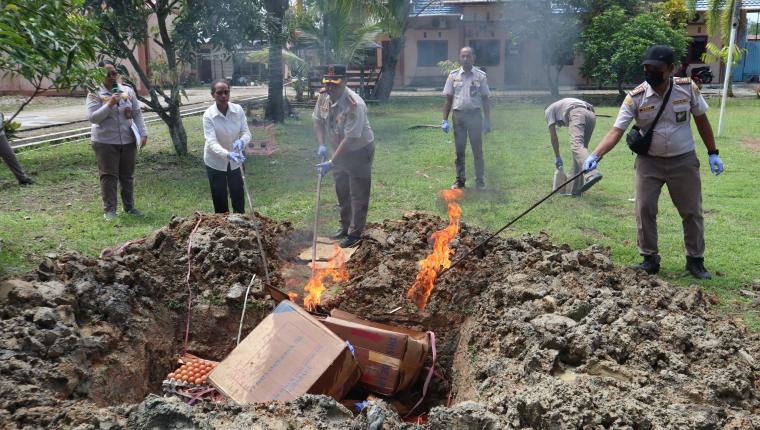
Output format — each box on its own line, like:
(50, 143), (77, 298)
(1, 95), (759, 328)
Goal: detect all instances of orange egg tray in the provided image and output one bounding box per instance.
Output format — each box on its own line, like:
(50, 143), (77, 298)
(166, 358), (218, 385)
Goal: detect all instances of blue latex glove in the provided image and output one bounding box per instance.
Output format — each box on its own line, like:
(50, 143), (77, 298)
(317, 144), (328, 158)
(228, 151), (246, 163)
(483, 118), (492, 134)
(708, 154), (724, 175)
(441, 119), (449, 133)
(555, 156), (563, 169)
(316, 159), (333, 176)
(232, 139), (245, 152)
(583, 154), (599, 172)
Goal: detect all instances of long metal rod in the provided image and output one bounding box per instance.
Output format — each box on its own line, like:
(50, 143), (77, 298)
(311, 154), (327, 273)
(240, 159), (271, 284)
(438, 169), (586, 278)
(236, 274), (256, 345)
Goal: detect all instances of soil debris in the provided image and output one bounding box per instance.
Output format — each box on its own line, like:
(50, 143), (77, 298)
(1, 211), (759, 429)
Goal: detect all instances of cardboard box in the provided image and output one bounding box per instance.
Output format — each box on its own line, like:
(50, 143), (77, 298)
(208, 300), (361, 403)
(321, 309), (429, 396)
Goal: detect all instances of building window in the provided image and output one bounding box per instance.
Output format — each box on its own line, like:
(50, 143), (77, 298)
(417, 40), (448, 66)
(748, 11), (760, 41)
(469, 39), (500, 66)
(689, 36), (708, 63)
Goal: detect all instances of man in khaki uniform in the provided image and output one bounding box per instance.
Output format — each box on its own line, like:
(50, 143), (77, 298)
(545, 98), (602, 195)
(442, 46), (491, 190)
(584, 45), (724, 279)
(312, 65), (375, 248)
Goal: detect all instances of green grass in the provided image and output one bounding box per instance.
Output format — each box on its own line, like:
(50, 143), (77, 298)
(2, 96), (759, 328)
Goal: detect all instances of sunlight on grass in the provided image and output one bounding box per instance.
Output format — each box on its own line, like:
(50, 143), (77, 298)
(1, 96), (759, 323)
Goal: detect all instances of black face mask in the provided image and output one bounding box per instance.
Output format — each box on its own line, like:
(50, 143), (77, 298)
(645, 70), (665, 87)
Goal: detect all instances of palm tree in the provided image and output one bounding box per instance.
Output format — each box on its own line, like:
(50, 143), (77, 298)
(695, 0), (744, 95)
(264, 0), (289, 123)
(296, 2), (381, 66)
(367, 0), (412, 102)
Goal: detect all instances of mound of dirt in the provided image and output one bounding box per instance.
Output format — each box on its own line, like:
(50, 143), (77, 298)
(1, 211), (759, 429)
(0, 213), (291, 428)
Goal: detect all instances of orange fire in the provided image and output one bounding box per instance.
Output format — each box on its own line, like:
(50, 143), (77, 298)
(287, 291), (298, 301)
(303, 245), (349, 311)
(407, 188), (464, 309)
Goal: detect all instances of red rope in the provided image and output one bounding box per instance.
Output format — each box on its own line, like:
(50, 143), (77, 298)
(405, 331), (436, 418)
(184, 214), (204, 353)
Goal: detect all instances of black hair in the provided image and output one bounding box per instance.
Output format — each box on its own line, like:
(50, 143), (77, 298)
(98, 60), (115, 67)
(460, 46), (475, 56)
(210, 79), (230, 95)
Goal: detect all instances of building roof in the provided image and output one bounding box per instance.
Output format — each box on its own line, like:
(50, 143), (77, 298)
(410, 0), (463, 17)
(694, 0), (760, 11)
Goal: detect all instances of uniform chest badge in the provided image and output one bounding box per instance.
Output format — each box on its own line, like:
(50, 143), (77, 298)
(672, 98), (689, 105)
(676, 111), (687, 123)
(639, 105), (655, 113)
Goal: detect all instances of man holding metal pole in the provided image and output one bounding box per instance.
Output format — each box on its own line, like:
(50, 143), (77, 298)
(312, 65), (375, 248)
(584, 45), (724, 279)
(441, 46), (491, 190)
(545, 98), (603, 195)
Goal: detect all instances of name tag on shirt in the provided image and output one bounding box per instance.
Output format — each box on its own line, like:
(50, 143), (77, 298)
(639, 105), (655, 113)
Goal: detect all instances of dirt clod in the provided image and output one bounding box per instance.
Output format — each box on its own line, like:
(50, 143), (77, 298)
(1, 212), (759, 429)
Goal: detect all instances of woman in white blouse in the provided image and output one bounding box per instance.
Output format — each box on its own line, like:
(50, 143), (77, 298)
(202, 80), (252, 213)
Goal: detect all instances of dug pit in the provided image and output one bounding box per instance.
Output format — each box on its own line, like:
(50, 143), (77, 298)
(1, 212), (759, 429)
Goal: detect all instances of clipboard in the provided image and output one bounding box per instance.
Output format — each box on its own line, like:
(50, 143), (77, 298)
(131, 122), (141, 151)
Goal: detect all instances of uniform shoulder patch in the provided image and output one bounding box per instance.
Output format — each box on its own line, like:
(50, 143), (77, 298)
(629, 84), (646, 97)
(675, 77), (691, 85)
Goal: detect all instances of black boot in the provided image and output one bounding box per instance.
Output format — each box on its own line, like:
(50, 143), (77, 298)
(329, 228), (348, 240)
(685, 256), (712, 279)
(634, 254), (660, 274)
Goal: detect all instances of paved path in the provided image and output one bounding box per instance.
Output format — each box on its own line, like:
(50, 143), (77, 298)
(391, 83), (760, 98)
(6, 83), (757, 129)
(10, 86), (272, 130)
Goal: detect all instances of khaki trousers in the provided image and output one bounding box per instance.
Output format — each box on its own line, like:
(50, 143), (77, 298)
(452, 109), (484, 186)
(333, 142), (374, 237)
(0, 133), (30, 182)
(567, 108), (598, 194)
(634, 151), (704, 258)
(92, 141), (137, 213)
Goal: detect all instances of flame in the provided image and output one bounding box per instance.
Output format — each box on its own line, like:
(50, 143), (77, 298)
(407, 188), (464, 309)
(287, 291), (298, 301)
(303, 245), (348, 311)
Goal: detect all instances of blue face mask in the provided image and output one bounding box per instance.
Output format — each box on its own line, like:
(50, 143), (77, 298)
(645, 70), (665, 87)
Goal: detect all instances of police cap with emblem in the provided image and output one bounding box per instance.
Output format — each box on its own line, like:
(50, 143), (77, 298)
(642, 45), (675, 67)
(322, 64), (346, 84)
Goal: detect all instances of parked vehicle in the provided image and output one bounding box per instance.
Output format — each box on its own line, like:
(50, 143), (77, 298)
(691, 66), (713, 85)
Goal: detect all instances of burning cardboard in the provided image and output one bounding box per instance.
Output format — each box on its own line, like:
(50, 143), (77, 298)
(208, 300), (360, 404)
(321, 309), (429, 396)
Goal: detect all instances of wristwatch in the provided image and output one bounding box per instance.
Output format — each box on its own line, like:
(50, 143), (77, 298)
(708, 149), (719, 156)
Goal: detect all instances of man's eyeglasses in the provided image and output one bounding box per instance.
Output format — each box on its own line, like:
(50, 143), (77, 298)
(107, 71), (119, 77)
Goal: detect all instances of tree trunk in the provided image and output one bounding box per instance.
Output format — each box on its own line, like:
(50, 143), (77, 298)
(374, 37), (403, 102)
(266, 40), (285, 122)
(167, 105), (188, 155)
(264, 0), (288, 123)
